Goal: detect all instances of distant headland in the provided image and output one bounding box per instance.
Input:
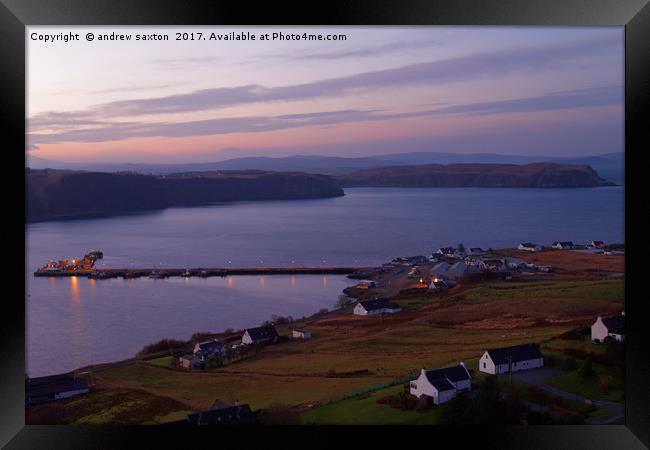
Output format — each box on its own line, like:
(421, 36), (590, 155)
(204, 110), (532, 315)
(334, 163), (617, 188)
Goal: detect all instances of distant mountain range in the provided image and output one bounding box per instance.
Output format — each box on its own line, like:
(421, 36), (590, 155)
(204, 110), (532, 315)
(26, 151), (624, 184)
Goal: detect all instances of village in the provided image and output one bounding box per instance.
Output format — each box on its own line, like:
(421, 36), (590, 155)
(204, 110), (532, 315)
(26, 239), (625, 426)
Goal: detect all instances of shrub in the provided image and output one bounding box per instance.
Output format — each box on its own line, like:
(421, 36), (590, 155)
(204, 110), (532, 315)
(598, 374), (611, 393)
(257, 403), (300, 425)
(578, 358), (596, 381)
(562, 357), (577, 371)
(138, 338), (187, 356)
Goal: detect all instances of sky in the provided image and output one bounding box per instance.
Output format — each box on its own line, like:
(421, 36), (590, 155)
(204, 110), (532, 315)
(26, 26), (624, 163)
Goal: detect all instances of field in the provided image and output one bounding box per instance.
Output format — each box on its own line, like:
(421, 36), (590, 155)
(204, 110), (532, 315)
(25, 388), (192, 425)
(28, 250), (624, 424)
(300, 384), (441, 425)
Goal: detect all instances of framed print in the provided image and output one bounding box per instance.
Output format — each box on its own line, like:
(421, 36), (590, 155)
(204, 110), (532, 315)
(1, 0), (648, 448)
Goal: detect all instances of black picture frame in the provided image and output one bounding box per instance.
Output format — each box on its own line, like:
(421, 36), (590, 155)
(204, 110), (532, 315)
(2, 0), (648, 448)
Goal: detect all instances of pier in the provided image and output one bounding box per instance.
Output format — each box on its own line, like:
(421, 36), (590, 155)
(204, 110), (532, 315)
(33, 266), (367, 278)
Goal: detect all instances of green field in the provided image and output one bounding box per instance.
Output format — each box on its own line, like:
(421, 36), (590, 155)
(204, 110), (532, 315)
(300, 384), (441, 425)
(26, 388), (192, 425)
(463, 280), (623, 303)
(545, 367), (624, 402)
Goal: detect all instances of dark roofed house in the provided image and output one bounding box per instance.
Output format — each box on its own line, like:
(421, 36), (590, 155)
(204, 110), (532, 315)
(410, 363), (472, 405)
(591, 312), (625, 342)
(168, 404), (256, 425)
(479, 343), (544, 375)
(193, 339), (224, 359)
(552, 241), (575, 249)
(353, 298), (402, 316)
(26, 372), (89, 405)
(242, 325), (278, 345)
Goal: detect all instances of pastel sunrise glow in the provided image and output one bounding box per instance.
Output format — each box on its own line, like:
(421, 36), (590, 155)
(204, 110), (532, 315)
(26, 26), (624, 164)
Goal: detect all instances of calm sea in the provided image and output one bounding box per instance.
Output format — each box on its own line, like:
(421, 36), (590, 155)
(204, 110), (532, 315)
(26, 187), (624, 376)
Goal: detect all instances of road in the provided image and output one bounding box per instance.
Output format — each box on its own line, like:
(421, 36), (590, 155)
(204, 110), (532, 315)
(497, 367), (624, 424)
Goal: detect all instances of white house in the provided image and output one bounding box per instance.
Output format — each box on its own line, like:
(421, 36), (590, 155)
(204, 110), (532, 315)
(518, 242), (542, 252)
(409, 363), (472, 405)
(552, 241), (575, 249)
(591, 240), (605, 248)
(479, 343), (544, 375)
(353, 298), (402, 316)
(292, 328), (312, 339)
(591, 312), (625, 343)
(242, 325), (279, 345)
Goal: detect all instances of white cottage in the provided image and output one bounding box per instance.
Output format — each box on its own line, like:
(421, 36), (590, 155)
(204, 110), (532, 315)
(241, 325), (279, 345)
(591, 313), (625, 343)
(292, 328), (312, 339)
(409, 363), (472, 405)
(518, 243), (542, 252)
(353, 298), (402, 316)
(479, 343), (544, 375)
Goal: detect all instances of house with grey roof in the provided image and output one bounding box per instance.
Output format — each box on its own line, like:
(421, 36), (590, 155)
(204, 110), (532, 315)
(409, 363), (472, 405)
(479, 343), (544, 375)
(591, 312), (625, 343)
